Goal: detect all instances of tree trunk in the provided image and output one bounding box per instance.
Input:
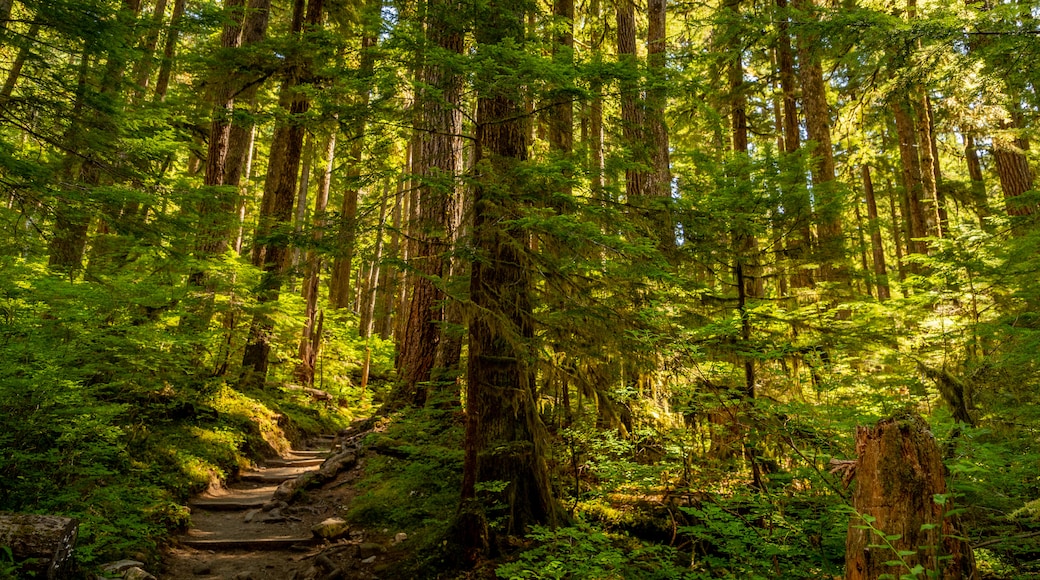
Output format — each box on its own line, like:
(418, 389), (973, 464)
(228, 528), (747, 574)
(395, 0), (464, 406)
(993, 119), (1036, 217)
(329, 6), (380, 308)
(862, 166), (890, 300)
(845, 413), (977, 580)
(0, 21), (40, 102)
(459, 0), (560, 559)
(963, 132), (990, 226)
(152, 0), (186, 102)
(615, 0), (645, 201)
(240, 0), (322, 385)
(296, 130), (336, 385)
(794, 0), (843, 280)
(892, 99), (929, 256)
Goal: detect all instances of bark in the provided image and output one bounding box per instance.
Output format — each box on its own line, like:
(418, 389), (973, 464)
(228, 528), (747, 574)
(240, 0), (323, 385)
(861, 166), (889, 300)
(152, 0), (186, 102)
(131, 0), (171, 98)
(329, 6), (380, 308)
(886, 178), (907, 282)
(396, 0), (464, 406)
(588, 0), (605, 199)
(845, 413), (976, 580)
(296, 130), (336, 385)
(993, 119), (1036, 217)
(853, 197), (872, 297)
(912, 93), (943, 237)
(794, 0), (843, 279)
(0, 21), (40, 102)
(963, 132), (990, 226)
(892, 99), (929, 256)
(360, 182), (390, 393)
(615, 0), (645, 201)
(776, 0), (799, 154)
(459, 0), (560, 558)
(646, 0), (670, 200)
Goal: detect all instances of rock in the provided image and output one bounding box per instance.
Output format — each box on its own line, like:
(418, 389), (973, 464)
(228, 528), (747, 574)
(361, 556), (377, 564)
(262, 500), (289, 512)
(231, 572), (254, 580)
(259, 508), (286, 523)
(123, 567), (156, 580)
(393, 532), (407, 544)
(191, 563), (212, 575)
(244, 509), (260, 523)
(100, 560), (145, 574)
(357, 542), (385, 559)
(311, 517), (350, 540)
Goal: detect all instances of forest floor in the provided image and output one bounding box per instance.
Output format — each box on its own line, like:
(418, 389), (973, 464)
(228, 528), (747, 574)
(160, 434), (413, 580)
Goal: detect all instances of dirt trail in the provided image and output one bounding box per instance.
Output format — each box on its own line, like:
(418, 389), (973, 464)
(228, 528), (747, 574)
(161, 437), (381, 580)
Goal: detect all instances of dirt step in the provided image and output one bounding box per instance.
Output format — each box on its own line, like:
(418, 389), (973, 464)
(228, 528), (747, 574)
(287, 449), (330, 457)
(266, 457), (325, 468)
(189, 498), (269, 511)
(240, 466), (315, 484)
(178, 537), (314, 551)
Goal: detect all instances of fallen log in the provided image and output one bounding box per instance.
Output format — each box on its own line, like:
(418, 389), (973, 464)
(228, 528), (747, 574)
(0, 513), (78, 579)
(273, 450), (358, 502)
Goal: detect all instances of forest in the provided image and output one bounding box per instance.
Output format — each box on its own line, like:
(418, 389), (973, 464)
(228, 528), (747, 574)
(0, 0), (1038, 576)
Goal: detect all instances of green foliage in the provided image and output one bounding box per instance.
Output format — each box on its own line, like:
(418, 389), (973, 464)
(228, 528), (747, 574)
(496, 523), (696, 580)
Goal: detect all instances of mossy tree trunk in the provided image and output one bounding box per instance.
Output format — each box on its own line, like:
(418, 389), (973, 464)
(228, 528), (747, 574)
(845, 413), (976, 580)
(459, 0), (561, 559)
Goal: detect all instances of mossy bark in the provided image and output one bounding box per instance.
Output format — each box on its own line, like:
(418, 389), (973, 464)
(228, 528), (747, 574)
(845, 413), (976, 580)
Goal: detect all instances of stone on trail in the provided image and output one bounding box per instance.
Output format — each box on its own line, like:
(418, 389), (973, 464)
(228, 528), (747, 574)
(100, 560), (145, 574)
(311, 517), (350, 540)
(122, 566), (157, 580)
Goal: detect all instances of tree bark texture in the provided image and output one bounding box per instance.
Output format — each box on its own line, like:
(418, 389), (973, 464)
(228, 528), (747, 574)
(794, 0), (843, 279)
(845, 414), (977, 580)
(241, 0), (322, 383)
(329, 2), (380, 308)
(892, 99), (929, 256)
(861, 166), (890, 300)
(460, 0), (559, 558)
(396, 0), (464, 406)
(615, 0), (645, 201)
(993, 119), (1036, 217)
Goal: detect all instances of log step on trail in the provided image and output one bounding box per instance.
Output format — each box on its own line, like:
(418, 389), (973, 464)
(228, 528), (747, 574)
(239, 465), (318, 483)
(178, 537), (315, 551)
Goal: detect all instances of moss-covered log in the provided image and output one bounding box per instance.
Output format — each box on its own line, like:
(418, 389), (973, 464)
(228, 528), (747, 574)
(0, 514), (78, 579)
(844, 413), (976, 580)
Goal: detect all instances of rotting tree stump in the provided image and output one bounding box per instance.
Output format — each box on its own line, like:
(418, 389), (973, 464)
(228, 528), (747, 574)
(844, 412), (976, 580)
(0, 513), (78, 578)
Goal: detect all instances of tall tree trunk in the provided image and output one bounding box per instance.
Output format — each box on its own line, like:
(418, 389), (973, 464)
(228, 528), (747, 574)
(794, 0), (843, 280)
(615, 0), (645, 201)
(152, 0), (186, 102)
(131, 0), (171, 98)
(459, 0), (560, 559)
(296, 130), (336, 385)
(963, 132), (990, 226)
(862, 166), (890, 300)
(776, 0), (799, 154)
(0, 21), (40, 102)
(993, 119), (1036, 217)
(329, 5), (380, 308)
(892, 100), (929, 257)
(240, 0), (323, 385)
(395, 0), (464, 406)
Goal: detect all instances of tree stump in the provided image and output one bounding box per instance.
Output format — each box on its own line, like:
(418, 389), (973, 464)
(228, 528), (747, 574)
(845, 413), (976, 580)
(0, 513), (79, 578)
